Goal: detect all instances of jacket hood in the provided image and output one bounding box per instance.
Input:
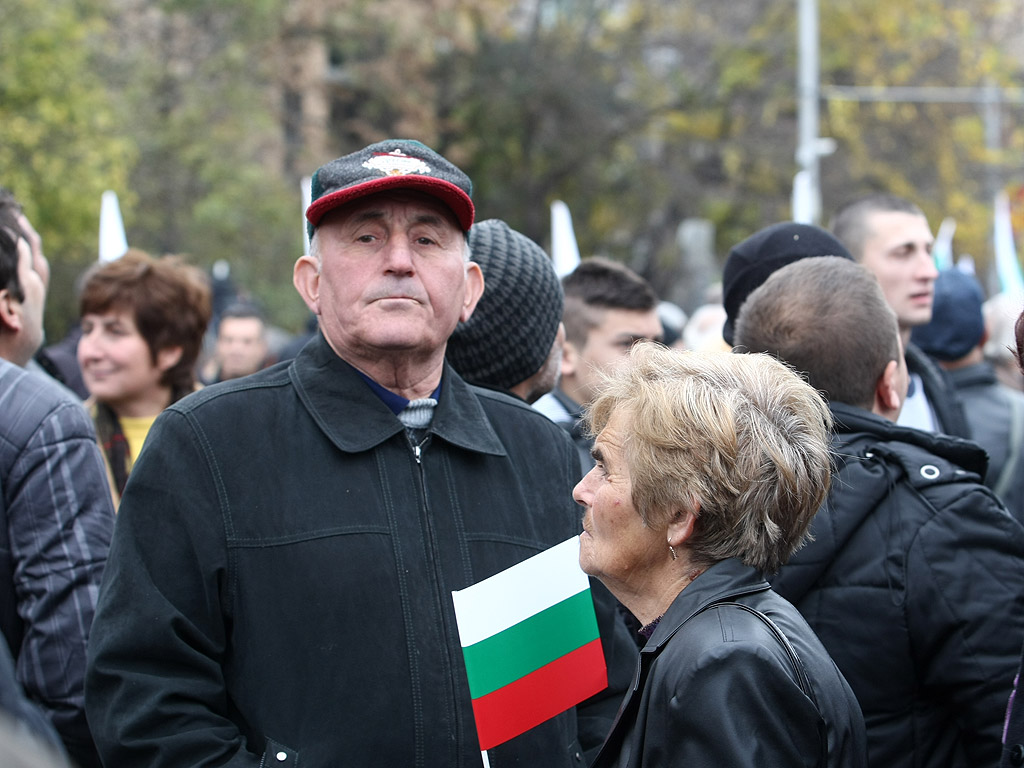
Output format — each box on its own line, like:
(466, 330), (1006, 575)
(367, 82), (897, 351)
(829, 401), (987, 477)
(772, 401), (988, 604)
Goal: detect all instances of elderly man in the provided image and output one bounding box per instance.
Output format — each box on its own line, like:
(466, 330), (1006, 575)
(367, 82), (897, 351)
(0, 189), (114, 768)
(85, 140), (629, 767)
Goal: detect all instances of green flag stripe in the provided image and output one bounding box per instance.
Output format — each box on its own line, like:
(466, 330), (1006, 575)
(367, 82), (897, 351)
(463, 589), (599, 699)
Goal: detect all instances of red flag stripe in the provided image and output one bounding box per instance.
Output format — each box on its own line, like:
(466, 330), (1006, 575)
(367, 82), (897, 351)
(471, 638), (608, 751)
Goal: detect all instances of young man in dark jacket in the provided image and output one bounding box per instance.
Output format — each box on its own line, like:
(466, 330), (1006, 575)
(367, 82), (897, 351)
(735, 256), (1024, 768)
(85, 140), (632, 767)
(830, 193), (970, 438)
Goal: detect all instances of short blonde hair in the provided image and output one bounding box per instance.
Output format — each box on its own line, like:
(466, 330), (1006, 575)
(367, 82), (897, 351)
(584, 343), (833, 574)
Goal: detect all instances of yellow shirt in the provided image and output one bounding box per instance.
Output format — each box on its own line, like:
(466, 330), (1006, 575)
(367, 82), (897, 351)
(119, 414), (158, 470)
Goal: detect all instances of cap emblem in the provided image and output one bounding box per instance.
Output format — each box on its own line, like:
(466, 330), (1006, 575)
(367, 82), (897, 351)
(363, 149), (432, 177)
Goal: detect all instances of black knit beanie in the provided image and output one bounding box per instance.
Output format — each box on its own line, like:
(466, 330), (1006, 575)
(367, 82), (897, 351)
(722, 222), (854, 345)
(446, 219), (564, 391)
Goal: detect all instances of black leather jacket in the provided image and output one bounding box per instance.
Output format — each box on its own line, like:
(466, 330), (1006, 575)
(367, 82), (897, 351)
(773, 402), (1024, 767)
(86, 333), (633, 768)
(591, 558), (867, 768)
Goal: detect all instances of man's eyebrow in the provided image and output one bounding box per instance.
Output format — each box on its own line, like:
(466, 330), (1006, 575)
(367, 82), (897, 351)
(591, 446), (604, 463)
(411, 212), (447, 226)
(348, 210), (385, 224)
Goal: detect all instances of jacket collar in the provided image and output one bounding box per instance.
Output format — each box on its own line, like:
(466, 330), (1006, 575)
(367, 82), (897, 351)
(946, 360), (997, 389)
(644, 558), (769, 651)
(289, 332), (506, 457)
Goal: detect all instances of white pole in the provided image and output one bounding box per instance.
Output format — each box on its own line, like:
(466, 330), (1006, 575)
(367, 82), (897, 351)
(795, 0), (821, 224)
(301, 175), (312, 256)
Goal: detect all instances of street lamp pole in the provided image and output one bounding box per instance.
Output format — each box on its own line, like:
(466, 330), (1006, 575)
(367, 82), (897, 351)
(794, 0), (820, 224)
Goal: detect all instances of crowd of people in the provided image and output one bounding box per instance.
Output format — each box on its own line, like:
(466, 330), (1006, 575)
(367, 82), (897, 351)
(2, 138), (1024, 768)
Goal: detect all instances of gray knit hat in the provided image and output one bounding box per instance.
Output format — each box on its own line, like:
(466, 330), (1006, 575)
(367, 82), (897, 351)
(446, 219), (564, 391)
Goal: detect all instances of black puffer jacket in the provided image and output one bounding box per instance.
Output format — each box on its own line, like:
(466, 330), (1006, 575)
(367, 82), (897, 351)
(772, 402), (1024, 768)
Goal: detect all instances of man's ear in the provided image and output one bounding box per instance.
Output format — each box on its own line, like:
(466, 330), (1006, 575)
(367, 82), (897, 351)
(560, 339), (579, 378)
(460, 261), (484, 322)
(0, 289), (23, 333)
(875, 359), (903, 415)
(293, 255), (322, 316)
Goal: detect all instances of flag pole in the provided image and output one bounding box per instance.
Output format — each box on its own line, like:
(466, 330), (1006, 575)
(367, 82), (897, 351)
(301, 175), (312, 256)
(481, 750), (490, 768)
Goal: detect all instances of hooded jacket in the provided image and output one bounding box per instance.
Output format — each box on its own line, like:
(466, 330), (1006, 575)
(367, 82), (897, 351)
(85, 333), (631, 768)
(772, 401), (1024, 768)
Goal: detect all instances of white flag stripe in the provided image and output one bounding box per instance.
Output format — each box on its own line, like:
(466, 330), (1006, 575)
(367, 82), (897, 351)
(451, 537), (589, 647)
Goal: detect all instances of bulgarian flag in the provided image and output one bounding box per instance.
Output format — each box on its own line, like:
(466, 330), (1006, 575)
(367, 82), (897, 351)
(451, 536), (608, 753)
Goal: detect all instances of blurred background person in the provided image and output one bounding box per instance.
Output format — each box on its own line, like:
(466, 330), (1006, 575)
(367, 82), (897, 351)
(830, 193), (969, 438)
(984, 291), (1024, 393)
(680, 302), (727, 352)
(1000, 304), (1024, 768)
(578, 343), (866, 768)
(534, 256), (662, 472)
(200, 301), (270, 384)
(0, 188), (47, 369)
(78, 249), (211, 508)
(0, 638), (70, 768)
(720, 221), (854, 347)
(913, 269), (1024, 524)
(446, 218), (565, 404)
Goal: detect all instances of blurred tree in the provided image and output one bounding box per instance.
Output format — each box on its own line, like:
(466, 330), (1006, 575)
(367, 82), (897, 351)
(819, 0), (1024, 284)
(6, 0), (1022, 336)
(96, 0), (309, 333)
(0, 0), (134, 339)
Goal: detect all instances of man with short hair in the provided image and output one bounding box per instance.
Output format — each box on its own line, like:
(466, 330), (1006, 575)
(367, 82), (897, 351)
(830, 193), (969, 437)
(534, 256), (662, 470)
(203, 301), (270, 383)
(735, 256), (1024, 768)
(0, 189), (114, 768)
(85, 140), (630, 767)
